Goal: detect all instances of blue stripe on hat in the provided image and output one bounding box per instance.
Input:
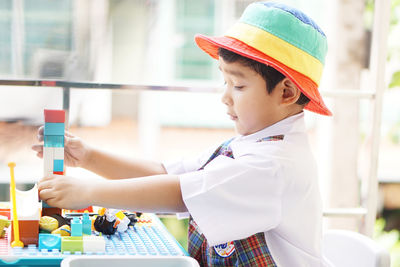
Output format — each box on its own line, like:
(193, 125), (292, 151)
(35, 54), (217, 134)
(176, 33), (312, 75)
(260, 2), (326, 37)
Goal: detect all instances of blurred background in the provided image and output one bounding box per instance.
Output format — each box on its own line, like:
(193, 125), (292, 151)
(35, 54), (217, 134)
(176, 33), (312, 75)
(0, 0), (399, 265)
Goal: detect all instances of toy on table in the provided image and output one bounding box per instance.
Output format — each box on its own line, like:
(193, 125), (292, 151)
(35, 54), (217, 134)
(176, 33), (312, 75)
(51, 224), (71, 236)
(39, 216), (59, 232)
(42, 109), (93, 215)
(42, 109), (66, 217)
(1, 212), (185, 259)
(8, 162), (23, 248)
(8, 162), (41, 246)
(94, 208), (137, 235)
(0, 215), (10, 238)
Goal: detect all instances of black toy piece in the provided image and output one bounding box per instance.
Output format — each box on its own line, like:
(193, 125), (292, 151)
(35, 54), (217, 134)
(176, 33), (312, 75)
(93, 211), (139, 235)
(50, 214), (70, 226)
(94, 215), (117, 235)
(126, 213), (137, 226)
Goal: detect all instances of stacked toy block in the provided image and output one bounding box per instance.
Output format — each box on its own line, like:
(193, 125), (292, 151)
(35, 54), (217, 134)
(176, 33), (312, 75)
(43, 109), (65, 176)
(42, 109), (65, 216)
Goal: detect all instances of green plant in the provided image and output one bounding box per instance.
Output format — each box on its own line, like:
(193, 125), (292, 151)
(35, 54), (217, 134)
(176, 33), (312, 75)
(374, 218), (400, 267)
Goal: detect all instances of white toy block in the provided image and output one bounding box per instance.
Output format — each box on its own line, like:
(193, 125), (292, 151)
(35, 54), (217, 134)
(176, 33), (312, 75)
(83, 236), (106, 253)
(43, 147), (54, 177)
(13, 184), (41, 221)
(54, 147), (64, 160)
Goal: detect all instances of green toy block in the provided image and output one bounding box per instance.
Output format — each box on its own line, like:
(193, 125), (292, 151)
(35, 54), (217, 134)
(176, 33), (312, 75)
(61, 236), (83, 254)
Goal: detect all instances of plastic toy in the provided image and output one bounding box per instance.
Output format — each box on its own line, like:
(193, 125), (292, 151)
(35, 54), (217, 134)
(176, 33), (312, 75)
(0, 213), (186, 264)
(61, 236), (83, 254)
(0, 215), (10, 238)
(8, 162), (42, 246)
(39, 216), (59, 232)
(71, 217), (82, 237)
(8, 162), (24, 248)
(43, 109), (65, 177)
(52, 225), (71, 236)
(49, 213), (69, 227)
(43, 109), (66, 217)
(82, 213), (92, 235)
(94, 208), (137, 235)
(82, 236), (105, 253)
(0, 202), (11, 219)
(38, 233), (61, 251)
(94, 214), (116, 235)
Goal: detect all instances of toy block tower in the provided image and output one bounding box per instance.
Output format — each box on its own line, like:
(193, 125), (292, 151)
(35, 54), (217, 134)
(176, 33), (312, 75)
(42, 109), (65, 216)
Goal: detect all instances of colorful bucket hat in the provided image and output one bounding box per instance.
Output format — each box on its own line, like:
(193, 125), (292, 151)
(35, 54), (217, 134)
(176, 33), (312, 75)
(195, 2), (332, 116)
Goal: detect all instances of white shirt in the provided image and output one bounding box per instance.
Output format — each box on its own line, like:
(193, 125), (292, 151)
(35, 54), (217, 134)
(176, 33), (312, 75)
(164, 113), (331, 267)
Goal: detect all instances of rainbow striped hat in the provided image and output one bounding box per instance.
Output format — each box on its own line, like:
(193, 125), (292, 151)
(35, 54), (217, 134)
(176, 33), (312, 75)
(195, 2), (331, 116)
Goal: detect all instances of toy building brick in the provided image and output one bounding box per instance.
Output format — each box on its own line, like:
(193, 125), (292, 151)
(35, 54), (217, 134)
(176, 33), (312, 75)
(43, 109), (65, 177)
(10, 185), (41, 245)
(42, 109), (65, 216)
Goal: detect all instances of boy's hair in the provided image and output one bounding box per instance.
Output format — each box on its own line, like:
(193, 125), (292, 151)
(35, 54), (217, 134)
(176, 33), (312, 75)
(218, 48), (310, 106)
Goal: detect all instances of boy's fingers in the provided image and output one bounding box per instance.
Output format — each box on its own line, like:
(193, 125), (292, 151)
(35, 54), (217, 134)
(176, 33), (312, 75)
(65, 131), (74, 138)
(32, 145), (43, 159)
(38, 180), (50, 192)
(38, 175), (55, 187)
(36, 126), (44, 141)
(39, 188), (56, 202)
(37, 134), (44, 142)
(31, 144), (43, 152)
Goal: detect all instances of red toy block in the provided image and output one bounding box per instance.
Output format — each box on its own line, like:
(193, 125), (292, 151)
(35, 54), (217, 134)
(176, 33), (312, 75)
(53, 171), (64, 175)
(0, 209), (10, 219)
(71, 206), (94, 213)
(10, 220), (39, 246)
(42, 207), (62, 217)
(44, 109), (65, 123)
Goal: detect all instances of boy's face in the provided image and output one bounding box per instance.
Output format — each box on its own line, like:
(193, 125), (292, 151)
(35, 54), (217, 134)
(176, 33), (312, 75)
(219, 57), (284, 136)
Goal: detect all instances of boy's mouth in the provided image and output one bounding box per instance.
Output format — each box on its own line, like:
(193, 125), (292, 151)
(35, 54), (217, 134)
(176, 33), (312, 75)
(227, 113), (238, 121)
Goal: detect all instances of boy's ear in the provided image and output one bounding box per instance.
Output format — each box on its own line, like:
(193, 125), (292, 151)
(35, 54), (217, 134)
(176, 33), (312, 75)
(280, 78), (301, 105)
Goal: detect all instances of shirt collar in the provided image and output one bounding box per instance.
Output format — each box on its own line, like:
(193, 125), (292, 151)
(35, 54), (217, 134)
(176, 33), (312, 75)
(233, 112), (306, 143)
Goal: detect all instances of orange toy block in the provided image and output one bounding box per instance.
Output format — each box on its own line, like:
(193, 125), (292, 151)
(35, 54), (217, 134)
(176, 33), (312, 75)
(10, 220), (39, 246)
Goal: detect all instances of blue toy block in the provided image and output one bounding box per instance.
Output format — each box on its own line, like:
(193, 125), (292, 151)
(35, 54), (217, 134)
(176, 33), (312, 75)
(44, 135), (64, 147)
(53, 159), (64, 172)
(82, 213), (92, 235)
(44, 122), (65, 136)
(38, 234), (61, 251)
(71, 217), (82, 237)
(42, 201), (51, 208)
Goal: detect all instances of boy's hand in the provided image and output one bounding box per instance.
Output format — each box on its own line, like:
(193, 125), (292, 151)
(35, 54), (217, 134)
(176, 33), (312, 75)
(38, 175), (93, 210)
(32, 126), (91, 168)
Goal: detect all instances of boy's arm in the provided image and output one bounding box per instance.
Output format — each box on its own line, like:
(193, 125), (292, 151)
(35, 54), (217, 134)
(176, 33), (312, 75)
(33, 127), (166, 180)
(38, 174), (187, 212)
(83, 147), (167, 179)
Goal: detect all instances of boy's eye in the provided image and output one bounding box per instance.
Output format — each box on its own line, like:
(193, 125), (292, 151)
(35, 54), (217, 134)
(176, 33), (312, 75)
(234, 86), (244, 90)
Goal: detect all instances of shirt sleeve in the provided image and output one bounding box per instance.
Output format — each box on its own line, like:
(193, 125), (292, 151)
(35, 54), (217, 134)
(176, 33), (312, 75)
(180, 154), (285, 246)
(163, 144), (221, 219)
(163, 144), (220, 175)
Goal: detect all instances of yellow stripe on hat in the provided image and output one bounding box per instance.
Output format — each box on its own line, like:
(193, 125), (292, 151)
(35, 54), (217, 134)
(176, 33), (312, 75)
(225, 22), (324, 85)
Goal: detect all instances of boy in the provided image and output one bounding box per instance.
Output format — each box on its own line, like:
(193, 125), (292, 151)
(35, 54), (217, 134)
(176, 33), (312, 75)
(34, 2), (332, 266)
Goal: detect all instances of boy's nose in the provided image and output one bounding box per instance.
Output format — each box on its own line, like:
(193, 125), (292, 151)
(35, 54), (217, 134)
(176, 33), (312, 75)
(221, 88), (232, 106)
